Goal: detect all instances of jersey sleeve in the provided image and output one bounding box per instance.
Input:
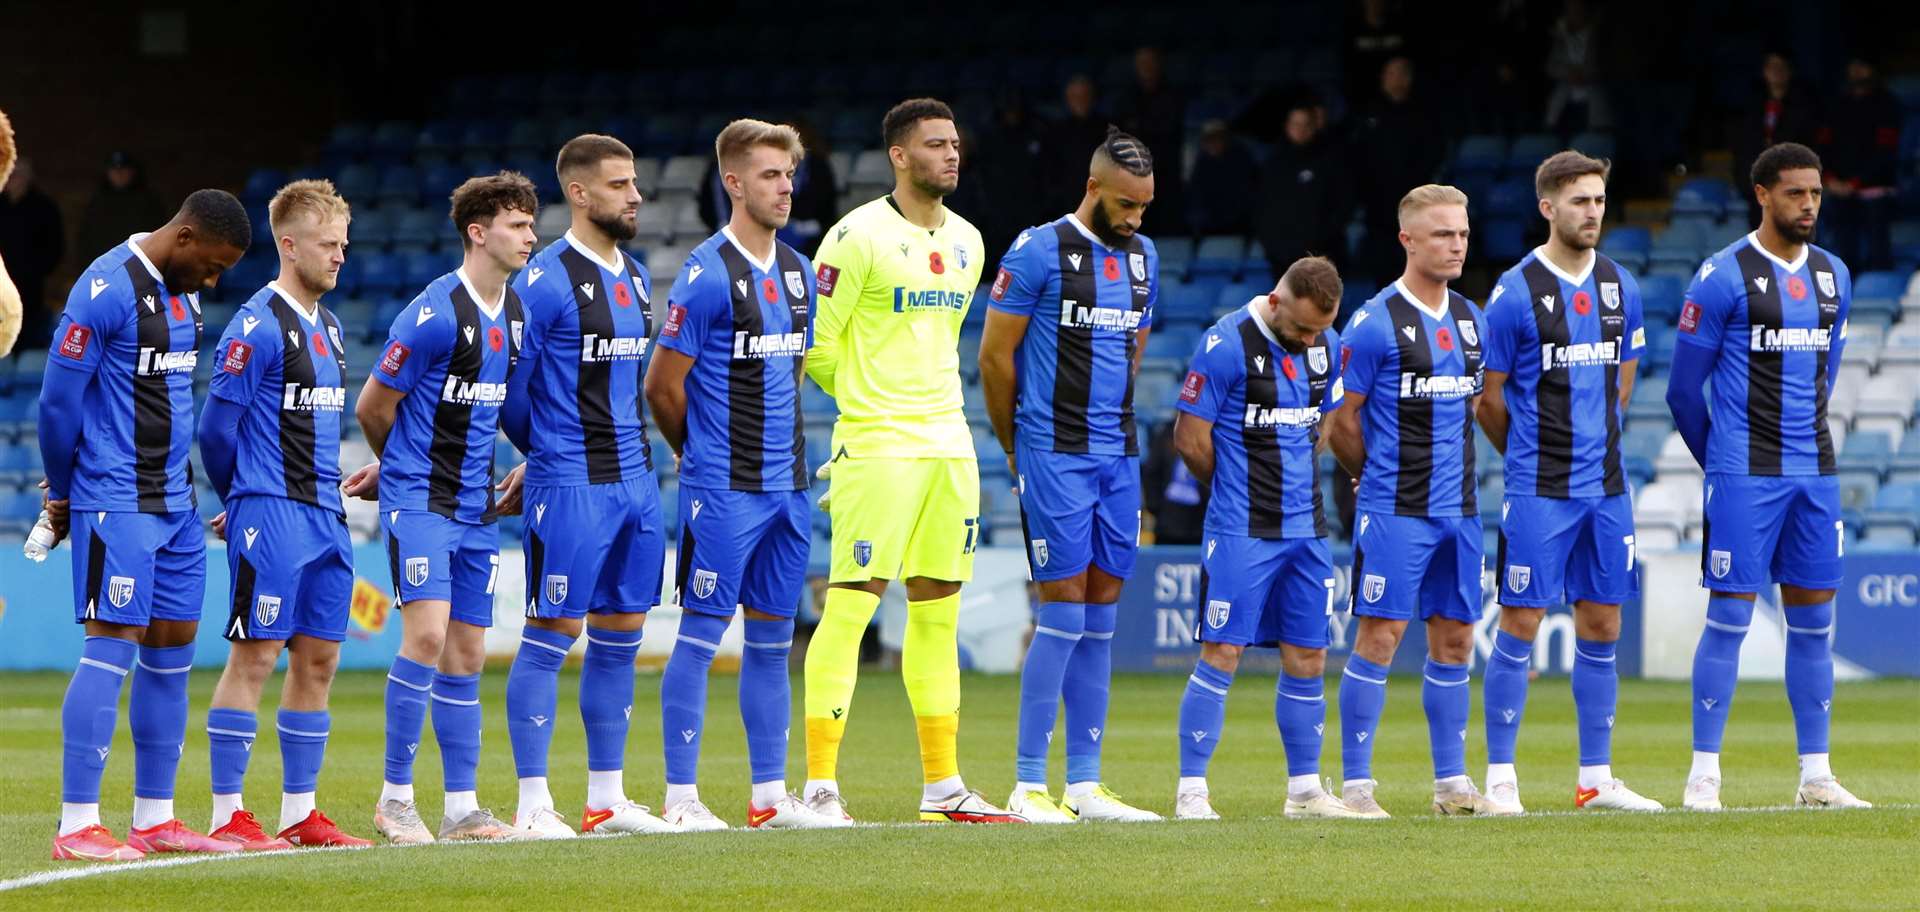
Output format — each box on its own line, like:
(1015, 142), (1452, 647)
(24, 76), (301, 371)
(1480, 276), (1523, 374)
(804, 218), (872, 397)
(47, 269), (125, 375)
(796, 251), (818, 346)
(1620, 270), (1646, 362)
(1175, 328), (1238, 422)
(1321, 327), (1346, 413)
(1675, 258), (1732, 351)
(1141, 241), (1160, 330)
(373, 293), (449, 392)
(658, 249), (721, 359)
(987, 229), (1047, 318)
(207, 305), (280, 405)
(1340, 307), (1385, 398)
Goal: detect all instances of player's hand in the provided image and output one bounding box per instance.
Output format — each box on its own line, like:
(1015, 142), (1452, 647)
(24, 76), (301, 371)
(494, 463), (527, 516)
(1005, 450), (1017, 483)
(341, 461), (380, 500)
(814, 459), (833, 512)
(209, 511), (227, 541)
(39, 479), (70, 541)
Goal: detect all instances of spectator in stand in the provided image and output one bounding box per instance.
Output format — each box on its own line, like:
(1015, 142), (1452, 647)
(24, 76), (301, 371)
(1818, 55), (1901, 271)
(76, 151), (168, 263)
(1352, 56), (1443, 277)
(976, 93), (1048, 268)
(1141, 420), (1206, 546)
(1041, 75), (1112, 214)
(1119, 47), (1187, 234)
(1186, 121), (1257, 240)
(1256, 104), (1355, 277)
(1732, 52), (1820, 227)
(1543, 0), (1611, 134)
(0, 156), (63, 350)
(1345, 0), (1411, 110)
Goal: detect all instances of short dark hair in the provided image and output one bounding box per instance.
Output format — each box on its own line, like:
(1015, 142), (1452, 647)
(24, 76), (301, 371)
(449, 171), (539, 250)
(1281, 256), (1342, 314)
(1533, 150), (1611, 200)
(882, 98), (955, 149)
(1751, 142), (1822, 188)
(1094, 125), (1154, 177)
(180, 189), (252, 251)
(555, 134), (634, 185)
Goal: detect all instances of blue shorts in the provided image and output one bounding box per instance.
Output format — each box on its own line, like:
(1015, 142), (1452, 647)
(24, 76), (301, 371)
(1700, 473), (1843, 593)
(1496, 493), (1638, 608)
(1196, 534), (1337, 649)
(1016, 444), (1140, 582)
(673, 484), (810, 619)
(523, 477), (664, 619)
(70, 510), (205, 626)
(1349, 511), (1484, 623)
(382, 509), (499, 627)
(222, 496), (353, 642)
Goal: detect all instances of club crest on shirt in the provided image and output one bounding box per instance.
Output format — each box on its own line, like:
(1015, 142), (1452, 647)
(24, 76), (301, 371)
(1308, 345), (1328, 374)
(785, 270), (806, 299)
(405, 557), (430, 588)
(954, 243), (970, 271)
(1710, 550), (1732, 579)
(853, 540), (872, 567)
(1361, 574), (1386, 604)
(692, 569), (717, 599)
(1458, 320), (1478, 347)
(108, 576), (136, 609)
(1129, 252), (1146, 281)
(1206, 599), (1230, 629)
(1506, 565), (1531, 594)
(1601, 282), (1621, 310)
(545, 574), (569, 606)
(1816, 271), (1836, 298)
(1031, 539), (1049, 568)
(255, 595), (281, 627)
(633, 276), (650, 305)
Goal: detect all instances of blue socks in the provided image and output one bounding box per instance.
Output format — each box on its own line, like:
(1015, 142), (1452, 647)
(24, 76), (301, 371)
(1015, 601), (1083, 784)
(1176, 661), (1233, 778)
(1572, 638), (1618, 767)
(1691, 594), (1751, 752)
(207, 708), (257, 797)
(383, 655), (434, 785)
(1064, 602), (1116, 786)
(62, 636), (137, 803)
(1784, 601), (1835, 755)
(130, 643), (194, 800)
(1338, 655), (1389, 781)
(506, 626), (574, 779)
(1422, 659), (1471, 779)
(430, 672), (482, 793)
(278, 709), (330, 794)
(1275, 674), (1325, 777)
(741, 617), (796, 786)
(1483, 629), (1533, 765)
(582, 626), (642, 773)
(661, 612), (724, 785)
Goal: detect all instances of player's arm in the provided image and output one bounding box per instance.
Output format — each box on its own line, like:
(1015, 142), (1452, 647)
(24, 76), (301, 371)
(804, 223), (870, 398)
(1172, 334), (1233, 487)
(1173, 412), (1215, 486)
(37, 274), (116, 529)
(501, 274), (548, 455)
(1475, 371), (1511, 455)
(645, 254), (720, 460)
(355, 378), (404, 459)
(1327, 315), (1380, 477)
(1666, 263), (1731, 467)
(1617, 270), (1646, 410)
(1827, 264), (1853, 389)
(200, 311), (276, 503)
(1474, 281), (1519, 454)
(357, 298), (444, 461)
(979, 234), (1043, 460)
(1135, 245), (1160, 378)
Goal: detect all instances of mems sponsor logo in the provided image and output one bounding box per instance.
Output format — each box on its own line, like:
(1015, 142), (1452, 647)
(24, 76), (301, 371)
(282, 384), (347, 412)
(732, 331), (806, 360)
(1058, 299), (1143, 331)
(1749, 326), (1831, 352)
(581, 334), (649, 362)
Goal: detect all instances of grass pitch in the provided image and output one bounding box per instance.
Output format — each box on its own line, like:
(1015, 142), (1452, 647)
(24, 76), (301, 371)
(0, 668), (1914, 909)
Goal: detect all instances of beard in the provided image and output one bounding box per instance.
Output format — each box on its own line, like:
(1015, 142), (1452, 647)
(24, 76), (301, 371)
(1088, 201), (1132, 247)
(300, 261), (338, 294)
(910, 163), (957, 199)
(1773, 210), (1815, 243)
(590, 207), (638, 242)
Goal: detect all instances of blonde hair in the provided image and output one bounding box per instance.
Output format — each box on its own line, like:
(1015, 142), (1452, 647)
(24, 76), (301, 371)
(1397, 183), (1469, 227)
(0, 109), (15, 187)
(714, 119), (805, 172)
(269, 179), (351, 236)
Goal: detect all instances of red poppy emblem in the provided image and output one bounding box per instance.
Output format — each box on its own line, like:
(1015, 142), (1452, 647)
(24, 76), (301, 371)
(1103, 256), (1120, 280)
(169, 296), (186, 321)
(1572, 290), (1592, 315)
(1436, 326), (1455, 351)
(613, 280), (633, 307)
(488, 326), (504, 352)
(928, 251), (945, 274)
(762, 278), (779, 303)
(1787, 275), (1807, 300)
(311, 331), (329, 356)
(1281, 355), (1298, 380)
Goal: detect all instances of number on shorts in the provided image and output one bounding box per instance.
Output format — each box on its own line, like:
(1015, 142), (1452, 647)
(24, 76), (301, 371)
(1323, 578), (1337, 617)
(1623, 534), (1636, 572)
(1835, 520), (1845, 557)
(486, 553), (500, 595)
(963, 517), (978, 555)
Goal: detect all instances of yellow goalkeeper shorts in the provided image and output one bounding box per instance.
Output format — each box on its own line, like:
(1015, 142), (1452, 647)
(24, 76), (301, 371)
(827, 456), (980, 584)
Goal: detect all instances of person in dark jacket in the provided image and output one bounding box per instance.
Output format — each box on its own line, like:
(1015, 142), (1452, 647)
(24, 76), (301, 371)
(1257, 104), (1355, 277)
(1818, 56), (1901, 270)
(1351, 56), (1444, 278)
(76, 151), (168, 263)
(1186, 121), (1258, 239)
(0, 156), (64, 349)
(1731, 52), (1821, 228)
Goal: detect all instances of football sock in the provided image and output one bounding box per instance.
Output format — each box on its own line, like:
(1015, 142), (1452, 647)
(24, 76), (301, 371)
(1014, 601), (1083, 784)
(904, 593), (962, 785)
(443, 790), (478, 821)
(382, 656), (434, 786)
(131, 796), (174, 831)
(661, 611), (725, 787)
(1689, 750), (1721, 781)
(1487, 762), (1518, 790)
(804, 587), (879, 781)
(751, 780), (786, 808)
(207, 708), (257, 829)
(1783, 600), (1835, 756)
(210, 793), (246, 833)
(1422, 659), (1471, 780)
(518, 776), (553, 815)
(1339, 654), (1390, 781)
(1691, 595), (1751, 752)
(1572, 638), (1619, 768)
(60, 803), (101, 837)
(741, 616), (796, 789)
(1064, 602), (1116, 787)
(1178, 775), (1208, 793)
(1483, 629), (1533, 765)
(277, 709), (329, 816)
(130, 642), (194, 802)
(1578, 765), (1612, 791)
(279, 791), (315, 833)
(1287, 774), (1320, 798)
(1275, 673), (1325, 778)
(505, 626), (572, 779)
(62, 637), (135, 807)
(1176, 661), (1233, 778)
(1799, 752), (1832, 786)
(430, 672), (482, 794)
(663, 783), (700, 809)
(582, 625), (642, 773)
(586, 769), (625, 809)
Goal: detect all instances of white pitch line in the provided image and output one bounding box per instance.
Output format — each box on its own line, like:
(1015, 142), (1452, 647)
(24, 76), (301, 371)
(2, 803), (1911, 894)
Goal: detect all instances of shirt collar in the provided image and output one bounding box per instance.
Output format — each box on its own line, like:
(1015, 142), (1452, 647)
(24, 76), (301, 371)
(564, 229), (626, 276)
(1063, 213), (1102, 247)
(456, 267), (506, 321)
(1745, 231), (1809, 272)
(267, 281), (321, 324)
(1244, 297), (1283, 347)
(1531, 245), (1595, 286)
(720, 226), (777, 274)
(125, 233), (163, 282)
(1393, 277), (1450, 319)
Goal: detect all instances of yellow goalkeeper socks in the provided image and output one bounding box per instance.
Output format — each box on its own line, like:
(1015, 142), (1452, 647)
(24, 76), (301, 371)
(804, 587), (880, 782)
(903, 592), (962, 784)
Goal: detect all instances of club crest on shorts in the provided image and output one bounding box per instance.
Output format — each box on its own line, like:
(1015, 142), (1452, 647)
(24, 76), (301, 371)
(852, 540), (872, 567)
(545, 574), (569, 606)
(108, 576), (135, 609)
(254, 595), (281, 627)
(405, 557), (429, 588)
(784, 270), (806, 299)
(1361, 574), (1386, 604)
(1816, 271), (1835, 298)
(692, 569), (717, 599)
(1128, 252), (1146, 281)
(1600, 282), (1621, 310)
(1031, 538), (1049, 567)
(1206, 599), (1231, 629)
(1506, 565), (1531, 594)
(1710, 550), (1732, 579)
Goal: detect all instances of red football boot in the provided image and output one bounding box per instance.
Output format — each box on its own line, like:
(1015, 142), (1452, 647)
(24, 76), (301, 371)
(52, 825), (145, 862)
(127, 819), (244, 854)
(276, 810), (374, 848)
(210, 810), (294, 851)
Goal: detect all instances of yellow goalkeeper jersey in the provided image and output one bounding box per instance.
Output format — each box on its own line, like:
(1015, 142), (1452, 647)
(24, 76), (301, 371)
(806, 195), (983, 459)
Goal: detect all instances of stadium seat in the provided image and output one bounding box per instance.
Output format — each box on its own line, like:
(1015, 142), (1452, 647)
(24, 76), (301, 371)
(1671, 178), (1733, 220)
(1853, 270), (1907, 301)
(1852, 375), (1915, 442)
(391, 208), (444, 252)
(403, 251), (451, 289)
(1636, 273), (1685, 320)
(1451, 135), (1506, 176)
(848, 150), (892, 189)
(654, 155), (707, 202)
(1505, 134), (1559, 173)
(1634, 477), (1696, 535)
(1188, 236), (1247, 280)
(1485, 178), (1534, 218)
(1155, 237), (1195, 275)
(1601, 225), (1652, 260)
(1569, 131), (1616, 161)
(1482, 217), (1529, 263)
(1653, 431), (1700, 477)
(1838, 430), (1893, 473)
(535, 205), (571, 243)
(1879, 325), (1920, 368)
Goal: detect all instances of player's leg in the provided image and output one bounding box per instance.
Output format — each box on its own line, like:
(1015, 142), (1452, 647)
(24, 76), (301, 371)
(1273, 540), (1356, 819)
(1339, 511), (1418, 817)
(1686, 474), (1783, 809)
(1061, 453), (1149, 820)
(1174, 534), (1276, 820)
(1481, 493), (1578, 812)
(506, 484), (590, 835)
(1565, 493), (1661, 811)
(432, 525), (520, 841)
(803, 455), (902, 805)
(1775, 476), (1864, 808)
(127, 512), (233, 852)
(1426, 515), (1501, 816)
(204, 497), (297, 849)
(54, 512), (148, 860)
(1010, 448), (1094, 821)
(660, 484), (744, 831)
(271, 515), (371, 847)
(374, 511), (455, 844)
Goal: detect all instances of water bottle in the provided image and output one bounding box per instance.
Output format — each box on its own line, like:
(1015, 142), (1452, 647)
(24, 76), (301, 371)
(22, 510), (55, 562)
